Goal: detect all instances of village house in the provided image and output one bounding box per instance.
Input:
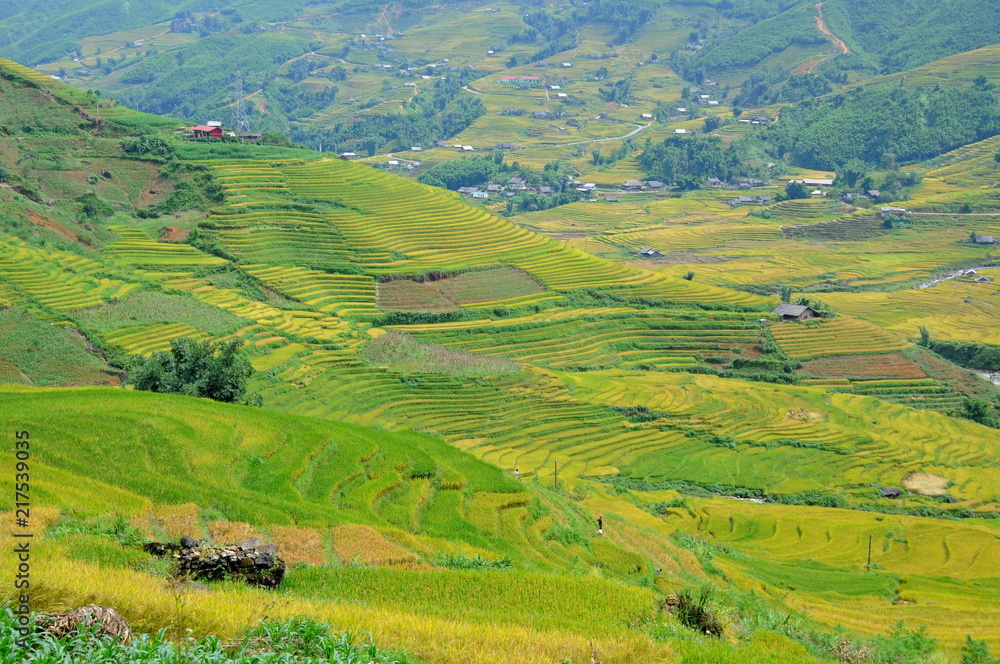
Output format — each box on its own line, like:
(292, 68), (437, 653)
(530, 111), (548, 119)
(538, 186), (555, 195)
(486, 184), (502, 193)
(605, 196), (619, 203)
(457, 186), (479, 195)
(471, 191), (489, 199)
(639, 247), (663, 258)
(623, 180), (644, 191)
(705, 178), (724, 188)
(674, 128), (690, 134)
(974, 235), (997, 245)
(645, 181), (664, 190)
(192, 125), (223, 139)
(878, 206), (909, 217)
(879, 486), (903, 499)
(772, 304), (818, 321)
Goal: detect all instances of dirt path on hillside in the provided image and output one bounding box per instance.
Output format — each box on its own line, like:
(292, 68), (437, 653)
(799, 3), (848, 75)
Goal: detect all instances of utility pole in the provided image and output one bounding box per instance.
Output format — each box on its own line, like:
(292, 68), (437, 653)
(232, 71), (250, 133)
(866, 533), (873, 571)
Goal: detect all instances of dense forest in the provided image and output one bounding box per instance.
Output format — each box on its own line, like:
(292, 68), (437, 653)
(680, 5), (824, 76)
(822, 0), (1000, 73)
(761, 80), (1000, 169)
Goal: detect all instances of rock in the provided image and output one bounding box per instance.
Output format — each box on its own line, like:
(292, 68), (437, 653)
(145, 538), (286, 589)
(180, 536), (199, 549)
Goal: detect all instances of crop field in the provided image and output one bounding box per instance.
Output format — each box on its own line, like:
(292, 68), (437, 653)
(1, 23), (999, 664)
(666, 498), (1000, 650)
(802, 353), (927, 380)
(376, 268), (549, 311)
(769, 317), (912, 359)
(561, 370), (1000, 504)
(242, 264), (380, 320)
(820, 276), (1000, 345)
(393, 309), (761, 370)
(103, 225), (226, 267)
(0, 237), (135, 311)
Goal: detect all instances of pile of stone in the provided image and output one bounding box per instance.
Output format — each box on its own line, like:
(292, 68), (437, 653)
(144, 536), (286, 588)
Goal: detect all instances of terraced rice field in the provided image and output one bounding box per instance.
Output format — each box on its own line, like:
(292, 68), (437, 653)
(210, 211), (356, 269)
(769, 316), (911, 359)
(275, 159), (765, 305)
(667, 499), (1000, 650)
(104, 225), (227, 266)
(0, 238), (135, 311)
(393, 309), (760, 370)
(376, 268), (550, 311)
(101, 322), (210, 356)
(243, 265), (380, 320)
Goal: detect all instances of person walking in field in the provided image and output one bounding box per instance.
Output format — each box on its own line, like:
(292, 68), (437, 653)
(514, 468), (519, 479)
(597, 515), (604, 536)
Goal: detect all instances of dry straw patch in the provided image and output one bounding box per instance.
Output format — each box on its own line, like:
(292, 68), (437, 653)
(268, 525), (328, 566)
(903, 472), (950, 496)
(207, 520), (259, 544)
(330, 524), (418, 567)
(144, 503), (202, 540)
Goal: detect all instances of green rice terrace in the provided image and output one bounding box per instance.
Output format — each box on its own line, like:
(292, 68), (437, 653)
(0, 21), (999, 664)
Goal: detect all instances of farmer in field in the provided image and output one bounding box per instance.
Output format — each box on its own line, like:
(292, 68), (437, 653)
(597, 515), (604, 536)
(514, 468), (519, 479)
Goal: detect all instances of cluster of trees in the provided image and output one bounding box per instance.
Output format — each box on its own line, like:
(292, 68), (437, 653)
(638, 134), (757, 189)
(586, 0), (663, 43)
(418, 155), (510, 190)
(291, 75), (485, 154)
(599, 78), (632, 104)
(592, 137), (637, 166)
(761, 80), (1000, 169)
(733, 70), (837, 108)
(127, 338), (256, 404)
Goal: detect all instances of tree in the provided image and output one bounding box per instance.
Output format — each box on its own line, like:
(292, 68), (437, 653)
(784, 181), (809, 200)
(919, 325), (931, 346)
(973, 347), (1000, 382)
(128, 337), (255, 404)
(963, 399), (992, 426)
(780, 285), (793, 304)
(836, 158), (868, 188)
(959, 636), (997, 664)
(682, 271), (695, 281)
(704, 115), (720, 132)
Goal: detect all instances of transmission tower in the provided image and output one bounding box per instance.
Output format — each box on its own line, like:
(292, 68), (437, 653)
(232, 71), (251, 133)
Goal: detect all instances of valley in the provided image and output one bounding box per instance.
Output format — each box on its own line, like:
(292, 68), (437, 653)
(0, 2), (998, 663)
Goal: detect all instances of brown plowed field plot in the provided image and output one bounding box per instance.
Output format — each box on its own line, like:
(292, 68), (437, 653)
(803, 353), (927, 380)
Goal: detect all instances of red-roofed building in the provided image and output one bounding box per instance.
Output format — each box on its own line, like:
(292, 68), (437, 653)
(192, 125), (223, 138)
